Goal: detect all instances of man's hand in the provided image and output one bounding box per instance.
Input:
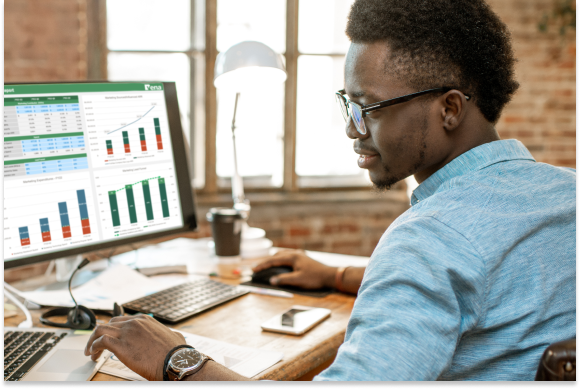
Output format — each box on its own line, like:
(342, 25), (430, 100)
(252, 250), (336, 290)
(84, 314), (186, 381)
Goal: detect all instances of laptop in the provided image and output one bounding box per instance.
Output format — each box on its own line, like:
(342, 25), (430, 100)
(4, 327), (110, 381)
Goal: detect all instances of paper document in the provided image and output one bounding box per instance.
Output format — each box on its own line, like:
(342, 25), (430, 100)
(99, 330), (284, 381)
(16, 264), (185, 310)
(306, 250), (370, 268)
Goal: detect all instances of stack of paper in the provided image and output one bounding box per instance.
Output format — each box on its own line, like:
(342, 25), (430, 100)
(99, 330), (284, 381)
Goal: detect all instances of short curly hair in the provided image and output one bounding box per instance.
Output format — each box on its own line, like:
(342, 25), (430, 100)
(346, 0), (519, 123)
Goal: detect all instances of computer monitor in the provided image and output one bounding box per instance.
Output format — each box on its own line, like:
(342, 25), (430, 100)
(3, 81), (197, 269)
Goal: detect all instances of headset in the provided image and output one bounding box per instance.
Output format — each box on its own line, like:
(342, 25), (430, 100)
(39, 258), (124, 330)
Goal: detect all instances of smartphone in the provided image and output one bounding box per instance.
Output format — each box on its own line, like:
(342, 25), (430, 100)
(261, 305), (331, 335)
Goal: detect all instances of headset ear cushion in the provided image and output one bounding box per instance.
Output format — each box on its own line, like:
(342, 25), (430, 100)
(67, 305), (97, 330)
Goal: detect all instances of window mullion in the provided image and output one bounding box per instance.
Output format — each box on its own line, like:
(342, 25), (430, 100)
(283, 0), (299, 192)
(204, 0), (218, 193)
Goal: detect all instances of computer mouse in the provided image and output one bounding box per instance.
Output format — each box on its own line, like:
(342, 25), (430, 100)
(251, 266), (294, 285)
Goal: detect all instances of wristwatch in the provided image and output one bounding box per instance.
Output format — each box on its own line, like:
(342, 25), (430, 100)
(165, 347), (214, 381)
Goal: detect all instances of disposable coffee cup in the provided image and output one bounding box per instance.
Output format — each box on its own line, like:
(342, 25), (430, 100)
(206, 207), (244, 256)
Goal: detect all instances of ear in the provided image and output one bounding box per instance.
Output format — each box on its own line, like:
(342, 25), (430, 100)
(439, 90), (467, 132)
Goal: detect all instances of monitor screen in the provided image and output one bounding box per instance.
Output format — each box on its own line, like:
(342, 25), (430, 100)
(4, 82), (197, 269)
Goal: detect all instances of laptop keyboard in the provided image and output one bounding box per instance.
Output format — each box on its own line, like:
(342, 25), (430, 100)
(122, 279), (248, 323)
(4, 331), (68, 381)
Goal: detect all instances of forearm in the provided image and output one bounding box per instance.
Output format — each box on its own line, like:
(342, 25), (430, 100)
(183, 361), (253, 381)
(323, 266), (365, 295)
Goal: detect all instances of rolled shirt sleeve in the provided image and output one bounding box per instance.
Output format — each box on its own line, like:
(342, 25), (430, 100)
(314, 216), (486, 381)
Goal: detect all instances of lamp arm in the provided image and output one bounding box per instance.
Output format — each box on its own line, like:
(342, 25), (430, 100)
(231, 92), (246, 205)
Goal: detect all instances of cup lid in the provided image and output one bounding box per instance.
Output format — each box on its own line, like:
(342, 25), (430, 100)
(206, 207), (243, 222)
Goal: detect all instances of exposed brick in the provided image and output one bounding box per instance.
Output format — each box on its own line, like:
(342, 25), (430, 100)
(504, 116), (526, 123)
(304, 241), (326, 251)
(322, 223), (361, 234)
(289, 227), (311, 237)
(266, 229), (284, 239)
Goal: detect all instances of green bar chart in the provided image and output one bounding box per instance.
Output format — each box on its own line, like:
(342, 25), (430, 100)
(106, 176), (171, 228)
(158, 178), (170, 218)
(142, 180), (154, 221)
(108, 191), (121, 227)
(125, 184), (138, 223)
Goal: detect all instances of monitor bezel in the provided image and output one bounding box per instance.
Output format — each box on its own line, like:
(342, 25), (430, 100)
(4, 81), (197, 269)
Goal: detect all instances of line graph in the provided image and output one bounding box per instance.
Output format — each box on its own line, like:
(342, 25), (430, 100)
(106, 106), (155, 135)
(83, 92), (173, 168)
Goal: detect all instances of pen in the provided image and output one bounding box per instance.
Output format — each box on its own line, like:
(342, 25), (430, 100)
(241, 286), (294, 298)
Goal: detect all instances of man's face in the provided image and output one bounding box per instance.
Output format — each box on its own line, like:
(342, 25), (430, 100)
(344, 42), (448, 189)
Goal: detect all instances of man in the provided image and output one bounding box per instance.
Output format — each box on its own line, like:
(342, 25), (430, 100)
(84, 0), (575, 381)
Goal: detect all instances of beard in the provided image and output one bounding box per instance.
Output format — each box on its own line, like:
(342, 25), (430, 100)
(369, 113), (429, 193)
(369, 165), (401, 192)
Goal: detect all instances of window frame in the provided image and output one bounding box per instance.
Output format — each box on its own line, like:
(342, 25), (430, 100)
(102, 0), (402, 200)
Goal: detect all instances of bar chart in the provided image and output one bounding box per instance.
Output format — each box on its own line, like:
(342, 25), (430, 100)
(3, 172), (99, 259)
(83, 92), (172, 168)
(93, 163), (182, 240)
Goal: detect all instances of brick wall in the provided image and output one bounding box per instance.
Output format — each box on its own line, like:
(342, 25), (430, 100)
(489, 0), (576, 168)
(4, 0), (88, 82)
(192, 195), (410, 256)
(3, 0), (575, 281)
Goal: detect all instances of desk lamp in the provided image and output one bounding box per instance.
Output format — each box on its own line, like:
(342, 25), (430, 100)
(213, 41), (286, 255)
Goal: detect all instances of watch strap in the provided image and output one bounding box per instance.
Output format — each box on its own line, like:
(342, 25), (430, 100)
(163, 345), (194, 381)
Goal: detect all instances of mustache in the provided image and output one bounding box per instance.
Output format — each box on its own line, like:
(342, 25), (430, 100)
(353, 141), (379, 155)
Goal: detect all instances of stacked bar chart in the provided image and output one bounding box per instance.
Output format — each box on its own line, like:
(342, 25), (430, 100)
(122, 131), (131, 153)
(139, 128), (147, 151)
(58, 202), (72, 238)
(40, 218), (51, 242)
(154, 118), (163, 150)
(19, 227), (30, 246)
(106, 140), (113, 155)
(77, 190), (92, 235)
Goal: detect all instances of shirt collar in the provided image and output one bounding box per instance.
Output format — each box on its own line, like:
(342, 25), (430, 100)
(411, 140), (535, 206)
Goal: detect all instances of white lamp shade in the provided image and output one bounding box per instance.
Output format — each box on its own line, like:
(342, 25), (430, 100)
(214, 41), (287, 91)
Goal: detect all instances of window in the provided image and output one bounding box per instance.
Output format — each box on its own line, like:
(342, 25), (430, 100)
(106, 0), (372, 196)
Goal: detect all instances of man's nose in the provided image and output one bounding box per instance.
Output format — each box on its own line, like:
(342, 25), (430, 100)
(345, 116), (369, 140)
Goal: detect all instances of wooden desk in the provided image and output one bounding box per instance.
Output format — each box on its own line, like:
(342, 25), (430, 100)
(5, 274), (356, 381)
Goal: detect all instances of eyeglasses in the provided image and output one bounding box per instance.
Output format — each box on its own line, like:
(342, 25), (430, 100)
(335, 87), (471, 135)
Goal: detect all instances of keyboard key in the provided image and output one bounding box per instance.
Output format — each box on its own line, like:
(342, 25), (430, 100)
(10, 345), (52, 380)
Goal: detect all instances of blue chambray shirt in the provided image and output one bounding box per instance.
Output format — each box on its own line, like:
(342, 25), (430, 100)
(314, 140), (576, 381)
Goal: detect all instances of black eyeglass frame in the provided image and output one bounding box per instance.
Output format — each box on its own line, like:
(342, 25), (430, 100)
(336, 87), (471, 116)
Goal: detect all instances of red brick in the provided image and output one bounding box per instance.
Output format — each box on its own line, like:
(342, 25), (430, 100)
(553, 159), (576, 167)
(289, 227), (311, 237)
(504, 116), (526, 123)
(322, 224), (361, 234)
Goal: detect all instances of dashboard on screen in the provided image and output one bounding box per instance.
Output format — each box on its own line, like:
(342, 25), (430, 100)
(3, 82), (192, 265)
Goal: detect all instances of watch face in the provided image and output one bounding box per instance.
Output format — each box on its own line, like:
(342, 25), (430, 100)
(170, 348), (202, 370)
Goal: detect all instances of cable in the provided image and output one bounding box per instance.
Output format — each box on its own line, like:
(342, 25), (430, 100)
(3, 286), (33, 329)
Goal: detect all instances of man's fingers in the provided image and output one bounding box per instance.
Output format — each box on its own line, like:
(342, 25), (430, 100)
(252, 255), (297, 272)
(88, 334), (120, 361)
(85, 324), (121, 356)
(252, 257), (293, 272)
(270, 271), (302, 286)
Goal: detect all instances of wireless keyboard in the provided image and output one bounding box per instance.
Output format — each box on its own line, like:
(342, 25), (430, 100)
(122, 279), (248, 323)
